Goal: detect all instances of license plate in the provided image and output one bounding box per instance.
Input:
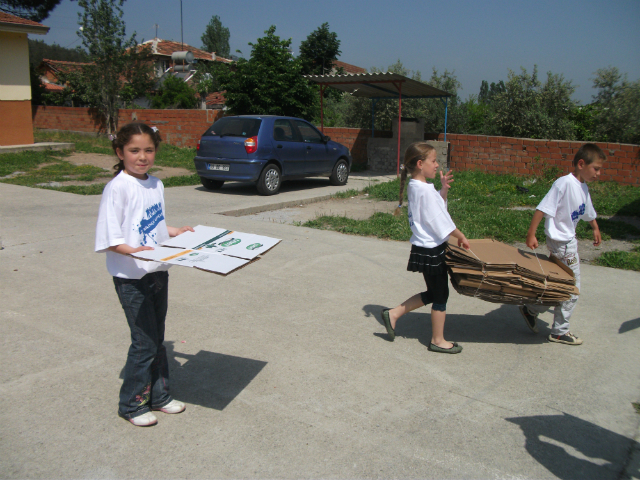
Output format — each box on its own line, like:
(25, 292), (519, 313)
(207, 163), (229, 171)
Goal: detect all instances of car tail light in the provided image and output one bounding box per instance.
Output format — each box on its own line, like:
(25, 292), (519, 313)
(196, 139), (200, 152)
(244, 136), (258, 154)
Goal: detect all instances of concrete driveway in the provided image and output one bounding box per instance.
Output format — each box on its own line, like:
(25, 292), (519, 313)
(1, 179), (639, 479)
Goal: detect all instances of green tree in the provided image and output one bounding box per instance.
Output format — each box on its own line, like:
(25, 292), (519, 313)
(191, 61), (225, 107)
(66, 0), (155, 133)
(200, 15), (230, 58)
(491, 65), (577, 140)
(299, 22), (341, 76)
(591, 67), (640, 144)
(0, 0), (62, 22)
(217, 25), (317, 119)
(28, 39), (89, 68)
(151, 75), (198, 109)
(29, 62), (45, 105)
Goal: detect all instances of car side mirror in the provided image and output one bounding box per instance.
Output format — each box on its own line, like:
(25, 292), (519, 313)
(323, 135), (331, 143)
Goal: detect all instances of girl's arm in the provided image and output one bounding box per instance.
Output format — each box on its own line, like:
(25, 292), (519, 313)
(108, 226), (194, 254)
(439, 169), (454, 201)
(167, 225), (195, 237)
(108, 244), (154, 255)
(449, 228), (470, 250)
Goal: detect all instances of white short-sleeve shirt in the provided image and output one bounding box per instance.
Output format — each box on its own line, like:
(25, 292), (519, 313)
(95, 172), (171, 279)
(536, 173), (597, 242)
(407, 179), (457, 248)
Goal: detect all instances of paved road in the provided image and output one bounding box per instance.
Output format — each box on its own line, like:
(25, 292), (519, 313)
(1, 178), (639, 479)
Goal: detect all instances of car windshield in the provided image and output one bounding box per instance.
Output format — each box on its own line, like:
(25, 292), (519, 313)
(206, 118), (262, 138)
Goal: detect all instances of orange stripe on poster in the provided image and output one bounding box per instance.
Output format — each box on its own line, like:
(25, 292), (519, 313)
(161, 249), (193, 261)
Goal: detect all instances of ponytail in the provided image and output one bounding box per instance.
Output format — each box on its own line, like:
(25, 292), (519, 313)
(394, 165), (408, 216)
(393, 142), (436, 216)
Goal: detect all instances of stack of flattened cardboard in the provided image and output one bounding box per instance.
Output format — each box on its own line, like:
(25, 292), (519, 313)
(446, 239), (578, 306)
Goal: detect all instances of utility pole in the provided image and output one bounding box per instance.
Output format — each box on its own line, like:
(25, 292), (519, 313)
(180, 0), (183, 50)
(154, 23), (158, 39)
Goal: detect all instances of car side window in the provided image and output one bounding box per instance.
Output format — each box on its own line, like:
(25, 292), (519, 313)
(273, 119), (296, 142)
(294, 120), (324, 144)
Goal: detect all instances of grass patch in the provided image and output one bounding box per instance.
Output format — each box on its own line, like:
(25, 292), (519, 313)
(305, 212), (411, 241)
(633, 402), (640, 414)
(2, 130), (198, 194)
(35, 129), (113, 154)
(332, 188), (362, 199)
(162, 174), (201, 188)
(593, 242), (640, 271)
(305, 170), (640, 246)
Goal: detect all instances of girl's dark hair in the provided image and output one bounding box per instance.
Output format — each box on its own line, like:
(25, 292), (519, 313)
(111, 122), (162, 176)
(395, 142), (436, 214)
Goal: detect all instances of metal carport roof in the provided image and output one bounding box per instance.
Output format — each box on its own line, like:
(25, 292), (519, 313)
(305, 72), (452, 175)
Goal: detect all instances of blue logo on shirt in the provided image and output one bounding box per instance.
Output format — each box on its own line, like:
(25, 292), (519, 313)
(571, 203), (586, 222)
(137, 202), (164, 245)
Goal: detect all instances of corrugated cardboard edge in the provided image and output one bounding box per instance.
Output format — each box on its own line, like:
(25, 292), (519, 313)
(194, 257), (260, 276)
(549, 254), (576, 280)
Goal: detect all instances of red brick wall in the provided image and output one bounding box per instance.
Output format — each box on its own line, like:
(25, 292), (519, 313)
(31, 107), (640, 185)
(32, 106), (223, 148)
(438, 133), (640, 186)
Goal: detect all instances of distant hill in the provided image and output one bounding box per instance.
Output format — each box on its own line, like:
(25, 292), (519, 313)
(29, 39), (88, 68)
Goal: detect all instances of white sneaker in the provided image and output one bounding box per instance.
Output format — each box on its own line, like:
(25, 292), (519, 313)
(152, 399), (186, 414)
(128, 411), (158, 427)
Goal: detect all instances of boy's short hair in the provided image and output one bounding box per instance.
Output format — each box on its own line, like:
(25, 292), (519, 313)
(573, 143), (606, 166)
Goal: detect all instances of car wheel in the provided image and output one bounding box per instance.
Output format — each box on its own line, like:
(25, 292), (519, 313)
(329, 159), (349, 186)
(200, 177), (224, 190)
(257, 164), (281, 195)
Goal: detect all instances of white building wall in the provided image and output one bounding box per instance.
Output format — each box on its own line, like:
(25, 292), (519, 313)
(0, 31), (31, 101)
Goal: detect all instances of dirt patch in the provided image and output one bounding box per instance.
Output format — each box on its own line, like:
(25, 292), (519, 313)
(244, 195), (399, 224)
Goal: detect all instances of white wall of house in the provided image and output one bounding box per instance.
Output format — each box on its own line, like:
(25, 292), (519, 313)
(0, 31), (31, 101)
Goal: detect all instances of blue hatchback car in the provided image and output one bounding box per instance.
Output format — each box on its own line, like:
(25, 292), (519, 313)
(194, 115), (352, 195)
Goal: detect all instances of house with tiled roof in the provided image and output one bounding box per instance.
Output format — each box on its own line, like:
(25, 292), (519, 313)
(332, 60), (367, 75)
(0, 12), (49, 146)
(39, 58), (91, 92)
(138, 38), (232, 78)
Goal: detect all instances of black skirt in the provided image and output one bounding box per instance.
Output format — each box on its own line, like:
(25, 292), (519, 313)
(407, 243), (447, 275)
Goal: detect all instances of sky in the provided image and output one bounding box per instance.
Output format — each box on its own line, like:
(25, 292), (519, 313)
(39, 0), (640, 104)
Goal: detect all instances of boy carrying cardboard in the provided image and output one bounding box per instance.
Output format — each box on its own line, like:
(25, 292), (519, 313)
(520, 143), (605, 345)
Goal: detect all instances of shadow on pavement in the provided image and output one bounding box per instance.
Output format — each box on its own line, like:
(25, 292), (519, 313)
(194, 178), (336, 197)
(619, 317), (640, 334)
(506, 413), (635, 480)
(363, 303), (550, 346)
(119, 341), (267, 410)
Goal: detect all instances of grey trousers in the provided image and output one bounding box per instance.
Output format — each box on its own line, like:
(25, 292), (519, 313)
(526, 237), (580, 335)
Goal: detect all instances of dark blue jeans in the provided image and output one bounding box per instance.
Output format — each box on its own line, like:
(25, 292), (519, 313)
(113, 271), (173, 419)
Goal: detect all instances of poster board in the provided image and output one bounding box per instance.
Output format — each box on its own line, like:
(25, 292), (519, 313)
(161, 225), (281, 260)
(129, 225), (280, 275)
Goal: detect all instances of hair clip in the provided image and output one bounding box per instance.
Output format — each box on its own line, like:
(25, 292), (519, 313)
(151, 126), (159, 132)
(108, 134), (116, 141)
(400, 164), (405, 170)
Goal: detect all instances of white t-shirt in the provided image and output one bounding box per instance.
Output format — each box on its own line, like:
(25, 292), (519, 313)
(536, 173), (597, 242)
(407, 179), (456, 248)
(95, 172), (171, 279)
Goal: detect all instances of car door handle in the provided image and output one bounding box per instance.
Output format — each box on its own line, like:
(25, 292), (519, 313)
(306, 146), (312, 150)
(276, 144), (283, 148)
